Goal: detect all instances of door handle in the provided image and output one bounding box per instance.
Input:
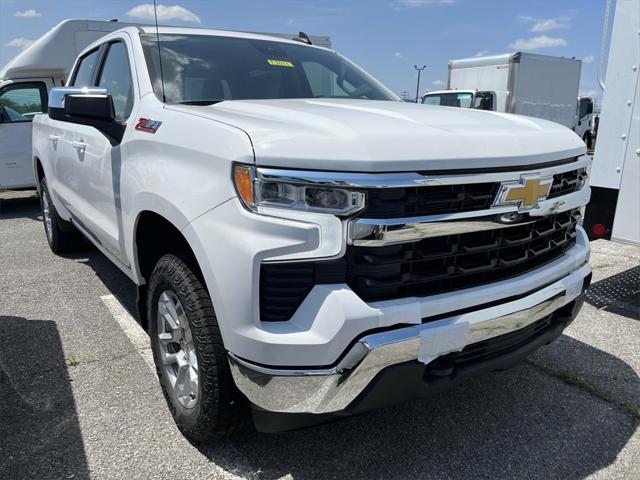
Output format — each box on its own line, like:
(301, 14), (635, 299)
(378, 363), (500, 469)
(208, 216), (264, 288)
(48, 134), (60, 143)
(71, 141), (86, 150)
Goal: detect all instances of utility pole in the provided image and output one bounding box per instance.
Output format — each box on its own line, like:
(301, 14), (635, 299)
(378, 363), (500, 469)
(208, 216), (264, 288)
(414, 65), (427, 103)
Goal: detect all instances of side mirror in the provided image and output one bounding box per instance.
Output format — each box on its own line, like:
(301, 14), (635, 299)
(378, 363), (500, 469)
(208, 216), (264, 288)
(49, 87), (125, 144)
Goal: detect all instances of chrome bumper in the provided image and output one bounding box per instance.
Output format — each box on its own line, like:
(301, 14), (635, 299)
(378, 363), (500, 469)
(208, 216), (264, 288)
(229, 262), (590, 414)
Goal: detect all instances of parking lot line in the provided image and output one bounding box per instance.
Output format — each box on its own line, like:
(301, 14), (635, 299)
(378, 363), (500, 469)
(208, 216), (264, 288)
(100, 294), (155, 371)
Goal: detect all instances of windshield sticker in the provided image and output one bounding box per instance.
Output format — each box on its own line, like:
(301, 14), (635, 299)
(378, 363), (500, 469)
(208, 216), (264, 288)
(267, 59), (294, 68)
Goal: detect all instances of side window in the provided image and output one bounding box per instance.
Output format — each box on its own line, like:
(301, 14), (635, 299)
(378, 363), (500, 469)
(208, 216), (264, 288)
(0, 82), (47, 123)
(578, 99), (593, 119)
(472, 92), (494, 111)
(71, 49), (101, 87)
(97, 42), (133, 120)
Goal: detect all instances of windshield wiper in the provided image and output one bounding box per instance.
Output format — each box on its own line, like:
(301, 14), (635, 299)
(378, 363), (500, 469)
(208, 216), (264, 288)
(177, 99), (225, 106)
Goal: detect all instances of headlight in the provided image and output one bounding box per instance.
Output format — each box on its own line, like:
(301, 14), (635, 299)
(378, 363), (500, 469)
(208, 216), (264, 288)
(233, 164), (365, 215)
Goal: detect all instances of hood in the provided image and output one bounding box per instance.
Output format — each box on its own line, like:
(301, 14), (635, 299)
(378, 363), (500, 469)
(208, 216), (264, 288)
(170, 99), (586, 172)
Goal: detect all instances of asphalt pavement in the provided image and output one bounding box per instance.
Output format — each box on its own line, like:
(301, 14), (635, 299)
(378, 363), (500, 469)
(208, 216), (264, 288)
(1, 189), (638, 480)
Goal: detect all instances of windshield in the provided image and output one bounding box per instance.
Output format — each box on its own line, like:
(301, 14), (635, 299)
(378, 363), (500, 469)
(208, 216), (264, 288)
(140, 34), (397, 104)
(422, 92), (473, 108)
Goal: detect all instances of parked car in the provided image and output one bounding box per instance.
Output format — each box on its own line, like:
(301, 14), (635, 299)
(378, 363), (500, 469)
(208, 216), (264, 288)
(33, 25), (592, 441)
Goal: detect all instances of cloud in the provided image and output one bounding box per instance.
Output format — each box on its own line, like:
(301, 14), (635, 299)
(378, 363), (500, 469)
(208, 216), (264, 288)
(509, 35), (567, 50)
(126, 4), (201, 23)
(394, 52), (404, 59)
(432, 79), (446, 86)
(397, 0), (455, 6)
(579, 89), (599, 98)
(14, 9), (42, 18)
(474, 50), (489, 57)
(4, 38), (34, 50)
(518, 15), (570, 32)
(582, 55), (595, 64)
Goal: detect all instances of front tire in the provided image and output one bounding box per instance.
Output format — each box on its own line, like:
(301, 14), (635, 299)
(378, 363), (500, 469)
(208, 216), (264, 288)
(39, 178), (83, 254)
(148, 254), (246, 442)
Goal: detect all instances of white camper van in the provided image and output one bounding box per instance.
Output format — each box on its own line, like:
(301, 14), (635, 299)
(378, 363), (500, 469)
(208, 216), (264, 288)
(0, 20), (330, 190)
(422, 52), (582, 130)
(0, 20), (143, 189)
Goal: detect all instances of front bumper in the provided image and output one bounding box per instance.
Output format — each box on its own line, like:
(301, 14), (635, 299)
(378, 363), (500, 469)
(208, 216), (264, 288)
(229, 261), (591, 415)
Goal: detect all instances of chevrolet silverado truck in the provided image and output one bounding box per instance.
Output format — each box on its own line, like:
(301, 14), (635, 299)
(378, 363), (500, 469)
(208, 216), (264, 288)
(32, 26), (592, 441)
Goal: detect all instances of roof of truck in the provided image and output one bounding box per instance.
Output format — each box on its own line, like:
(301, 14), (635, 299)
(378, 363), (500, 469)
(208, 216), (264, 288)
(424, 89), (475, 95)
(448, 52), (581, 69)
(135, 26), (331, 48)
(1, 20), (331, 81)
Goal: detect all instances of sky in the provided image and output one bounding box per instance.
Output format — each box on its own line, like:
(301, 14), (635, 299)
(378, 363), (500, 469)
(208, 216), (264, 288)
(0, 0), (608, 102)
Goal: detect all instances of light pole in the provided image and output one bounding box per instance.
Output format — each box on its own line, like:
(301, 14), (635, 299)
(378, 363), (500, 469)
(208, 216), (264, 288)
(414, 65), (427, 103)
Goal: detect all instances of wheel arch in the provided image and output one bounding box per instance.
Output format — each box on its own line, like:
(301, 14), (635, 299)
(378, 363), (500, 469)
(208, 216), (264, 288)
(33, 156), (45, 190)
(132, 207), (210, 328)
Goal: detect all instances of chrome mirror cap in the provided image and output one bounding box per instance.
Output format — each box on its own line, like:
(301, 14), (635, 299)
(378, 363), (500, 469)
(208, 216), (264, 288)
(48, 87), (110, 109)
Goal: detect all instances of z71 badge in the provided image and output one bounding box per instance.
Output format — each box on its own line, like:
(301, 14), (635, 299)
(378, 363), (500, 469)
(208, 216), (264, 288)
(135, 118), (162, 133)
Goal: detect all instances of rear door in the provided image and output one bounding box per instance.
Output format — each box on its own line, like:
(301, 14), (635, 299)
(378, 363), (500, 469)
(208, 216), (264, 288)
(0, 80), (50, 188)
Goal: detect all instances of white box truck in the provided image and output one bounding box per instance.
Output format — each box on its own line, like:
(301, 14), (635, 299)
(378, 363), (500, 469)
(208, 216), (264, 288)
(422, 52), (582, 130)
(0, 19), (329, 190)
(583, 0), (639, 245)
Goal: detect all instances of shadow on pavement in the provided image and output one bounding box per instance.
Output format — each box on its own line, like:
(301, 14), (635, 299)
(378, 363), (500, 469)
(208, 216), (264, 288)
(586, 265), (640, 320)
(0, 190), (41, 221)
(200, 336), (638, 480)
(0, 316), (90, 480)
(70, 251), (139, 321)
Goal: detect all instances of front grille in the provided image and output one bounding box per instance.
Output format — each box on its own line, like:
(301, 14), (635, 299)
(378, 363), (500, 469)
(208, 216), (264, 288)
(364, 168), (585, 218)
(260, 210), (579, 321)
(548, 168), (587, 199)
(365, 183), (498, 218)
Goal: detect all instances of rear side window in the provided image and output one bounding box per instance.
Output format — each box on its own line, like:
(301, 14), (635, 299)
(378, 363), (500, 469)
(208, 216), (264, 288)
(71, 49), (100, 87)
(97, 42), (134, 120)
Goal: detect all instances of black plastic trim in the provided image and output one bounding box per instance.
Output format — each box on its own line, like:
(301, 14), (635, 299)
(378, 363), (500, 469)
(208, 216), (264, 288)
(583, 186), (619, 241)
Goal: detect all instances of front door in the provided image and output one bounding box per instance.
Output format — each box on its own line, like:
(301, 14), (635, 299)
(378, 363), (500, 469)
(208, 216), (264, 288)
(0, 81), (49, 188)
(72, 41), (136, 263)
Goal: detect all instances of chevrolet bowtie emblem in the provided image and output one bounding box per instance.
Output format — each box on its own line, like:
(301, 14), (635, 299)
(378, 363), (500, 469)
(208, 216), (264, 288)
(493, 175), (553, 210)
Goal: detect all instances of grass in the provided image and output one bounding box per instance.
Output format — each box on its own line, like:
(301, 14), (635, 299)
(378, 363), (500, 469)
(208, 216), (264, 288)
(66, 356), (79, 367)
(527, 360), (640, 420)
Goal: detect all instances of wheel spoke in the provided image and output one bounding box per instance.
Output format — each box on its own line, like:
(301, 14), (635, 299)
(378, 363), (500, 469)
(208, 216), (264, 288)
(175, 363), (189, 396)
(158, 332), (173, 344)
(162, 352), (179, 366)
(189, 366), (198, 395)
(164, 298), (181, 327)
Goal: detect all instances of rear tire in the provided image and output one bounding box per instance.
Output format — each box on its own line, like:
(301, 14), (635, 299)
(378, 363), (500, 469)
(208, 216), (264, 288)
(148, 254), (246, 442)
(39, 178), (84, 254)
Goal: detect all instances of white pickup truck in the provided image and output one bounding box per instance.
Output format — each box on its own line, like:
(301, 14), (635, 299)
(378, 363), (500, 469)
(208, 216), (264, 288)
(33, 26), (592, 440)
